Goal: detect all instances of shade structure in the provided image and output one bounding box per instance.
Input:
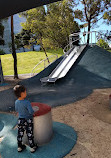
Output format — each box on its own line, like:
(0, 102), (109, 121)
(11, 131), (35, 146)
(0, 0), (61, 19)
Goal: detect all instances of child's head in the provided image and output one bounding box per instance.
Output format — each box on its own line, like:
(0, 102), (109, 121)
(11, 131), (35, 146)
(13, 85), (26, 99)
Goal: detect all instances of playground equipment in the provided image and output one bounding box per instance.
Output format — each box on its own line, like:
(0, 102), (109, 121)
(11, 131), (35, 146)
(40, 33), (87, 83)
(40, 31), (105, 83)
(31, 54), (58, 76)
(23, 102), (53, 145)
(40, 45), (86, 83)
(65, 31), (105, 50)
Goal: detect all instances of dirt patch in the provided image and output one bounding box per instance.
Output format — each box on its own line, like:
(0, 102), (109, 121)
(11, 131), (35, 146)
(52, 88), (111, 158)
(0, 75), (30, 92)
(90, 89), (111, 124)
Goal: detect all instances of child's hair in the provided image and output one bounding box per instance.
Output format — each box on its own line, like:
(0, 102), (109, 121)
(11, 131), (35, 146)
(13, 85), (26, 98)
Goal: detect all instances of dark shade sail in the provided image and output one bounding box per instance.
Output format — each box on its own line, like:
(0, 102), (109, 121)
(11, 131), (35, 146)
(0, 0), (61, 19)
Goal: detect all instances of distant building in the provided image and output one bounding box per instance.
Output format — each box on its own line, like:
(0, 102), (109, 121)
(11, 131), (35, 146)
(0, 17), (11, 54)
(0, 14), (40, 54)
(0, 14), (28, 54)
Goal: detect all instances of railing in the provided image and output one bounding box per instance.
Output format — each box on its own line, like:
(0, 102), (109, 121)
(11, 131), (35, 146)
(63, 38), (82, 54)
(31, 54), (58, 76)
(63, 31), (105, 54)
(79, 31), (103, 46)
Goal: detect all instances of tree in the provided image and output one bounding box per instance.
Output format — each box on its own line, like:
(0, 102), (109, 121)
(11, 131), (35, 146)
(0, 21), (4, 45)
(0, 59), (4, 83)
(0, 20), (4, 83)
(15, 29), (31, 52)
(103, 11), (111, 25)
(20, 0), (80, 49)
(103, 0), (111, 25)
(102, 30), (111, 44)
(44, 0), (80, 49)
(97, 38), (109, 49)
(21, 7), (50, 63)
(97, 30), (111, 49)
(74, 0), (110, 44)
(11, 15), (18, 79)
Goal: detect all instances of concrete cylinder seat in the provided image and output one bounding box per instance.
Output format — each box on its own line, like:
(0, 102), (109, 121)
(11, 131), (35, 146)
(31, 102), (53, 145)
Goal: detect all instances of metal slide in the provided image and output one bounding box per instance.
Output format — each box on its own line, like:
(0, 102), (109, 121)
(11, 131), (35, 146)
(40, 45), (86, 83)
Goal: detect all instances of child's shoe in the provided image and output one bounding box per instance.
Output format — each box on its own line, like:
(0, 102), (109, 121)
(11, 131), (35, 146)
(18, 144), (26, 152)
(30, 145), (38, 153)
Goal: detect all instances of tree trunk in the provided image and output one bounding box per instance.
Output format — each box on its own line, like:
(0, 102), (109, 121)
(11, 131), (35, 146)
(41, 44), (50, 64)
(32, 45), (35, 51)
(87, 20), (91, 44)
(23, 46), (25, 52)
(40, 36), (50, 64)
(11, 15), (18, 79)
(0, 58), (4, 83)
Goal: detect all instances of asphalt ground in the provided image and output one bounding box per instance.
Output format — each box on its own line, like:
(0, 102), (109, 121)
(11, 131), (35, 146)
(0, 45), (111, 111)
(21, 46), (111, 108)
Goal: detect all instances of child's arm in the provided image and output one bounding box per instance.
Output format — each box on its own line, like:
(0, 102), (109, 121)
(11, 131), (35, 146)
(15, 103), (19, 117)
(27, 101), (34, 115)
(14, 112), (18, 117)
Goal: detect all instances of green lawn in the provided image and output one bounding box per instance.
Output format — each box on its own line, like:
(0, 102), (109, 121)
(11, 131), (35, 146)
(1, 49), (63, 76)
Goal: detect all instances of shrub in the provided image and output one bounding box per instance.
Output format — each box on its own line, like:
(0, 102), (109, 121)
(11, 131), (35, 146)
(0, 49), (5, 55)
(97, 39), (109, 50)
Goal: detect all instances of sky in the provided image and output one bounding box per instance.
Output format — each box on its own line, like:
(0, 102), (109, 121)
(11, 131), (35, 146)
(77, 18), (111, 45)
(73, 1), (111, 44)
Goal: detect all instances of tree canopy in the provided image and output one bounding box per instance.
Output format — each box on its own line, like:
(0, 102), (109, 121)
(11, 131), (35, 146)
(103, 0), (111, 25)
(20, 0), (80, 49)
(20, 0), (110, 46)
(0, 20), (4, 83)
(97, 38), (109, 49)
(15, 29), (36, 52)
(74, 0), (111, 43)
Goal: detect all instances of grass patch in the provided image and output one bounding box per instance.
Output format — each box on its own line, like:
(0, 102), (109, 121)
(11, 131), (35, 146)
(1, 49), (63, 76)
(108, 49), (111, 52)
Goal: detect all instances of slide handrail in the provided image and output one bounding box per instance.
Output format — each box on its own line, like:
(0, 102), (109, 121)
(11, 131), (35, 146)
(31, 54), (58, 76)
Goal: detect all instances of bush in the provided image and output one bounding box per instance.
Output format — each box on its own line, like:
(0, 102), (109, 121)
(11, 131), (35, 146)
(97, 39), (109, 50)
(0, 49), (5, 55)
